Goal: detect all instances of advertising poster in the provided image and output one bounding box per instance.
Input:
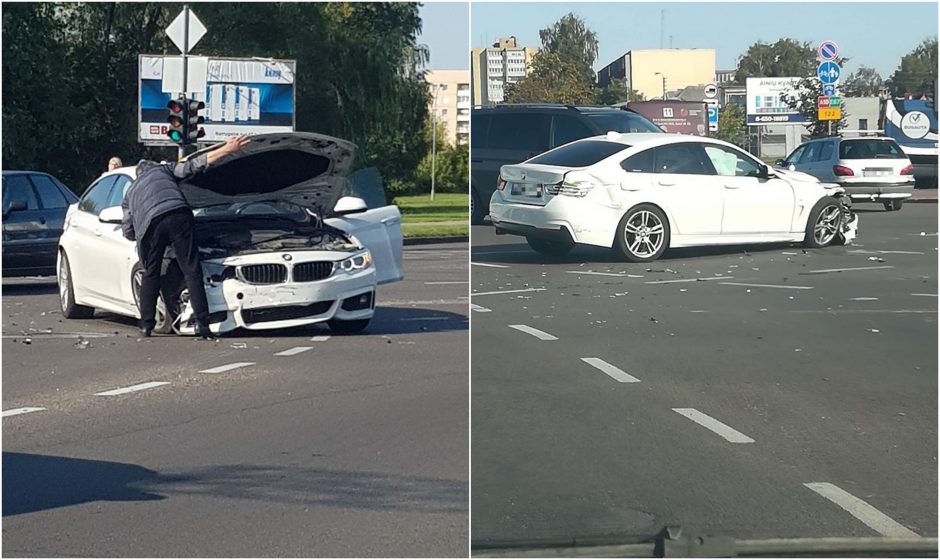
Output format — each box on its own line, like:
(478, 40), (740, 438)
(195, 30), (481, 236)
(745, 77), (809, 125)
(139, 55), (296, 144)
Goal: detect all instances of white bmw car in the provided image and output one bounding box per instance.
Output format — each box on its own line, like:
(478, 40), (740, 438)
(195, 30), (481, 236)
(57, 132), (403, 335)
(489, 133), (858, 261)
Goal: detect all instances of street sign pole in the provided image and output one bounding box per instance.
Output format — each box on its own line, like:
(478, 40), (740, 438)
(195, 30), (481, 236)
(179, 4), (190, 160)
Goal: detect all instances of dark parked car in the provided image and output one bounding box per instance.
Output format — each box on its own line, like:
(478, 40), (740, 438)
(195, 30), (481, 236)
(470, 104), (663, 224)
(2, 170), (79, 276)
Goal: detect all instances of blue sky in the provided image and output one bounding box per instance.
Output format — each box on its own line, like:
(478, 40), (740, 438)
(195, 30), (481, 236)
(470, 2), (938, 78)
(418, 2), (470, 70)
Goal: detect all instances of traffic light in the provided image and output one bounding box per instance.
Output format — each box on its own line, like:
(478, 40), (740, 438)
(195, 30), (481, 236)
(186, 98), (206, 143)
(166, 97), (185, 144)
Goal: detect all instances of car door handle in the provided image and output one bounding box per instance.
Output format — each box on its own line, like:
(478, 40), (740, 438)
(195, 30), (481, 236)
(724, 184), (741, 189)
(657, 180), (676, 186)
(381, 216), (400, 225)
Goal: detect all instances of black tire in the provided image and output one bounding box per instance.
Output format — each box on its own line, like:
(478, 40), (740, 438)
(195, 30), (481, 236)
(471, 188), (486, 225)
(58, 251), (95, 319)
(327, 318), (370, 334)
(526, 237), (574, 257)
(613, 204), (670, 263)
(804, 196), (843, 248)
(883, 199), (903, 211)
(131, 264), (175, 335)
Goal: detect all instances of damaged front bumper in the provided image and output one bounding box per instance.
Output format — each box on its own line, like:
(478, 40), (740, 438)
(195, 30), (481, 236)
(174, 250), (377, 335)
(837, 194), (859, 245)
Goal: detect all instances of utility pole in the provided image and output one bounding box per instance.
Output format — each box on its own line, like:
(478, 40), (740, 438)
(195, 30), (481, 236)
(430, 84), (439, 201)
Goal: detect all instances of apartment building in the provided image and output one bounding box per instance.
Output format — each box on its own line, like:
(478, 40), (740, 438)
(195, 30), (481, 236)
(426, 69), (471, 146)
(471, 36), (538, 106)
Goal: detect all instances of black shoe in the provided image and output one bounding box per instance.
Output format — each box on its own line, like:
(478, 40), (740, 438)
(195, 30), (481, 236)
(196, 324), (217, 340)
(140, 327), (152, 338)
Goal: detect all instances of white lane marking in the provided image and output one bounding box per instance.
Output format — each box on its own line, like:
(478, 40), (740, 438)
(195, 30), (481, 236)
(508, 324), (558, 341)
(645, 276), (734, 284)
(689, 310), (709, 313)
(472, 262), (509, 269)
(470, 304), (492, 313)
(199, 362), (256, 374)
(672, 408), (754, 443)
(400, 316), (450, 321)
(804, 265), (894, 274)
(472, 288), (545, 297)
(581, 358), (640, 383)
(719, 282), (813, 290)
(275, 346), (312, 357)
(2, 407), (46, 418)
(850, 297), (879, 301)
(791, 309), (936, 314)
(565, 270), (626, 277)
(310, 335), (331, 342)
(849, 249), (925, 255)
(911, 293), (938, 297)
(424, 281), (469, 285)
(95, 381), (170, 397)
(804, 482), (919, 538)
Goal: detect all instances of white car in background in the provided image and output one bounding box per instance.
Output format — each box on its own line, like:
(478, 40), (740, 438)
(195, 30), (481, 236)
(57, 132), (403, 335)
(776, 136), (915, 211)
(489, 133), (858, 261)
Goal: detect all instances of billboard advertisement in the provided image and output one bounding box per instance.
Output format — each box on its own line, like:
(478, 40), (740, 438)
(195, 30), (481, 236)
(139, 55), (296, 144)
(745, 77), (809, 125)
(626, 101), (709, 136)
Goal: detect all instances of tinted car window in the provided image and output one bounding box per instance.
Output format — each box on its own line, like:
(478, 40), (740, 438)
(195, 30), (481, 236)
(819, 142), (835, 161)
(839, 139), (906, 159)
(784, 145), (806, 165)
(528, 140), (628, 168)
(653, 143), (717, 175)
(487, 113), (550, 152)
(105, 175), (132, 208)
(79, 175), (118, 215)
(3, 174), (40, 210)
(552, 115), (593, 148)
(620, 149), (655, 173)
(798, 142), (822, 163)
(703, 145), (761, 177)
(583, 112), (662, 133)
(471, 112), (491, 149)
(30, 174), (69, 209)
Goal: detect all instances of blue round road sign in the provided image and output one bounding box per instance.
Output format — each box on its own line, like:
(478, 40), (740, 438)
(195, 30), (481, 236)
(817, 61), (841, 84)
(818, 40), (839, 61)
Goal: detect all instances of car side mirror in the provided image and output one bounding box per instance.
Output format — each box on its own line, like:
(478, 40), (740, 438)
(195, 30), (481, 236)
(4, 199), (27, 215)
(333, 196), (368, 216)
(98, 205), (124, 224)
(757, 164), (773, 179)
(774, 159), (786, 167)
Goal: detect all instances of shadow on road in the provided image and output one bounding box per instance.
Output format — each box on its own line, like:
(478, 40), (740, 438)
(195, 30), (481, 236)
(3, 452), (467, 517)
(1, 280), (58, 297)
(471, 241), (805, 266)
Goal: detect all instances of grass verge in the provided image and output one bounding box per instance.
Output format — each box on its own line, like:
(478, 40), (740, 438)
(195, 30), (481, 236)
(394, 193), (468, 238)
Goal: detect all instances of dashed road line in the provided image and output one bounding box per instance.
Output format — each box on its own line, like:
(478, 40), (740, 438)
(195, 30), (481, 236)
(804, 482), (919, 538)
(719, 282), (813, 290)
(802, 265), (894, 274)
(911, 293), (938, 297)
(645, 276), (734, 284)
(790, 309), (936, 314)
(199, 362), (256, 374)
(850, 297), (879, 301)
(95, 381), (171, 397)
(424, 281), (468, 285)
(275, 346), (312, 357)
(2, 407), (46, 418)
(310, 335), (331, 342)
(472, 262), (510, 268)
(581, 358), (640, 383)
(470, 304), (492, 313)
(672, 408), (755, 443)
(508, 324), (558, 341)
(472, 288), (546, 297)
(566, 270), (627, 277)
(849, 249), (925, 255)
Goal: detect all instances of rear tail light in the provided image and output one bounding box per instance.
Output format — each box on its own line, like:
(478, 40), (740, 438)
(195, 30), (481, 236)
(833, 165), (854, 177)
(497, 178), (507, 191)
(900, 164), (914, 175)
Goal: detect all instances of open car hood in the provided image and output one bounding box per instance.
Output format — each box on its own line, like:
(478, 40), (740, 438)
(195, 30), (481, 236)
(179, 132), (357, 215)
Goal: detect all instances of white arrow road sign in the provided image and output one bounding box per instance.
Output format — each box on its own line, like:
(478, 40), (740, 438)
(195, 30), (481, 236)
(166, 8), (206, 53)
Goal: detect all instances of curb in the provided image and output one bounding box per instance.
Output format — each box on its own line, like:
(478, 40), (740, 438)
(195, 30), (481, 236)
(403, 235), (469, 246)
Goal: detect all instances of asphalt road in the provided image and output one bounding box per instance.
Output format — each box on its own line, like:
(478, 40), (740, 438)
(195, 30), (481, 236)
(471, 205), (937, 548)
(2, 242), (469, 558)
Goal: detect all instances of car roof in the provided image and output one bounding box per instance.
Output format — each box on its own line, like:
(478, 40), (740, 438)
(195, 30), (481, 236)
(3, 170), (55, 176)
(475, 104), (636, 113)
(575, 132), (740, 150)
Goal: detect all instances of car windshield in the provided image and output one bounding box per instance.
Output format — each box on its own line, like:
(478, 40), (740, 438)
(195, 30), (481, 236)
(583, 112), (663, 133)
(839, 139), (906, 159)
(527, 140), (629, 167)
(192, 199), (313, 222)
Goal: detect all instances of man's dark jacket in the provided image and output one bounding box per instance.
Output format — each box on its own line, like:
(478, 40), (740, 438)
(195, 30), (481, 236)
(121, 154), (208, 242)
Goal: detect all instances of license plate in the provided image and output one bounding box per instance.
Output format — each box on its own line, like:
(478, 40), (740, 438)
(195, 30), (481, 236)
(510, 183), (543, 197)
(863, 169), (891, 177)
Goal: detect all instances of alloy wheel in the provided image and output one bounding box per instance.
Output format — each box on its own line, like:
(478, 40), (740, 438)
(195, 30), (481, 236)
(623, 210), (665, 258)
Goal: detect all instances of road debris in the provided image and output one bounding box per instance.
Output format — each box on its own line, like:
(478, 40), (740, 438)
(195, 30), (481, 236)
(231, 342), (248, 349)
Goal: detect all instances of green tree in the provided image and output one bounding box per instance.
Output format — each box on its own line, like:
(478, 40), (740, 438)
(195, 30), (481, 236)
(504, 52), (594, 105)
(593, 79), (643, 105)
(841, 66), (885, 97)
(538, 12), (598, 82)
(886, 38), (937, 97)
(714, 104), (746, 147)
(734, 38), (816, 84)
(413, 116), (468, 195)
(780, 77), (848, 138)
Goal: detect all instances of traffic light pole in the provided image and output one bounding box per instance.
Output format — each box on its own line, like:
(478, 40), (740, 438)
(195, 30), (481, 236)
(179, 4), (191, 160)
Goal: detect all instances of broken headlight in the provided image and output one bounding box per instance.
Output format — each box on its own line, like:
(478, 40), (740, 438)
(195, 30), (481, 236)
(335, 251), (373, 274)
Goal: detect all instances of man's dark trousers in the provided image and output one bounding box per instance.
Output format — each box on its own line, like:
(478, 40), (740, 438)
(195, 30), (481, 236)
(138, 208), (210, 330)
